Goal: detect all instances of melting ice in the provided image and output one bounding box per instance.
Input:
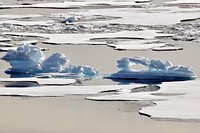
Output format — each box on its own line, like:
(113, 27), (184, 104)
(2, 44), (99, 78)
(106, 56), (197, 83)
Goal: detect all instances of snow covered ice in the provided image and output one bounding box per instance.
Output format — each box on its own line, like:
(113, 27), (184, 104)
(105, 56), (197, 83)
(2, 44), (99, 78)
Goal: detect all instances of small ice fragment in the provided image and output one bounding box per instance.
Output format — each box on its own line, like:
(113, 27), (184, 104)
(79, 24), (94, 29)
(19, 40), (38, 45)
(61, 16), (78, 23)
(152, 46), (183, 51)
(2, 22), (14, 29)
(65, 25), (79, 31)
(135, 0), (152, 3)
(63, 65), (99, 77)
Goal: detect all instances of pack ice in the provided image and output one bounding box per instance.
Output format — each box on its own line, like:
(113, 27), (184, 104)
(106, 56), (196, 82)
(2, 44), (98, 78)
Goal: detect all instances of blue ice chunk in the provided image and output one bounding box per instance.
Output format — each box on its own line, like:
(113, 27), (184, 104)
(42, 53), (70, 72)
(2, 44), (99, 78)
(106, 56), (197, 83)
(3, 44), (44, 73)
(63, 65), (99, 77)
(61, 16), (78, 23)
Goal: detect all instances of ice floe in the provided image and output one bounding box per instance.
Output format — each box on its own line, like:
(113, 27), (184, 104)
(0, 20), (54, 27)
(2, 30), (173, 45)
(165, 0), (200, 4)
(0, 77), (76, 85)
(0, 84), (143, 97)
(105, 56), (197, 83)
(172, 28), (200, 41)
(77, 7), (200, 25)
(0, 47), (17, 52)
(0, 1), (149, 9)
(18, 40), (38, 45)
(2, 44), (98, 78)
(135, 0), (152, 3)
(152, 46), (183, 51)
(0, 42), (13, 47)
(86, 80), (200, 120)
(0, 14), (42, 19)
(0, 37), (11, 42)
(108, 40), (166, 51)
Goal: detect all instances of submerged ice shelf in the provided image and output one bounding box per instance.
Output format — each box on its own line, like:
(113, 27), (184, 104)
(2, 44), (99, 78)
(105, 56), (197, 83)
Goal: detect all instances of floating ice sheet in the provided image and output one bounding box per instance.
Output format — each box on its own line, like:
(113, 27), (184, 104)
(18, 40), (38, 45)
(0, 42), (13, 47)
(0, 46), (48, 52)
(0, 37), (11, 42)
(0, 47), (17, 52)
(108, 40), (166, 51)
(165, 0), (200, 4)
(0, 77), (76, 85)
(0, 1), (149, 9)
(141, 80), (200, 120)
(0, 20), (54, 27)
(106, 56), (197, 82)
(135, 0), (152, 3)
(0, 84), (143, 97)
(86, 80), (200, 120)
(152, 46), (183, 51)
(0, 14), (42, 19)
(76, 7), (200, 25)
(2, 30), (173, 45)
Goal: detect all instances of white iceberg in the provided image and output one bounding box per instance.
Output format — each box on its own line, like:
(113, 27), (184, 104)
(105, 56), (197, 82)
(63, 65), (99, 77)
(3, 44), (99, 78)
